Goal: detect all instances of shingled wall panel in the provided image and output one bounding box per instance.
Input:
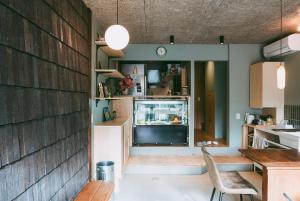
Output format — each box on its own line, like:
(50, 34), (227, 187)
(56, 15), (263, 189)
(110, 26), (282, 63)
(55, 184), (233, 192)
(0, 0), (91, 200)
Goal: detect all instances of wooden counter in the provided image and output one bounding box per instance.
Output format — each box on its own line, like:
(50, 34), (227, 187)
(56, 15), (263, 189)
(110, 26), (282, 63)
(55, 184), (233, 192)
(240, 149), (300, 201)
(240, 149), (300, 169)
(93, 118), (130, 191)
(94, 118), (128, 127)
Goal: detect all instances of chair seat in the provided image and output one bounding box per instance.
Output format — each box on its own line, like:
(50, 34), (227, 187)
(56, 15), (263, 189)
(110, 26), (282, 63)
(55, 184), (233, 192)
(220, 171), (258, 195)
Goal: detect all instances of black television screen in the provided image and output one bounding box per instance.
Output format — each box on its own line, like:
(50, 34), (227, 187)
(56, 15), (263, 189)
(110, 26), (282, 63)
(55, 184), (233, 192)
(147, 69), (161, 84)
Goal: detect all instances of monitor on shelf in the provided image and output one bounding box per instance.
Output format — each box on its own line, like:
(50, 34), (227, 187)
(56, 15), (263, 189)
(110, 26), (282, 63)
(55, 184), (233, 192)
(147, 69), (161, 84)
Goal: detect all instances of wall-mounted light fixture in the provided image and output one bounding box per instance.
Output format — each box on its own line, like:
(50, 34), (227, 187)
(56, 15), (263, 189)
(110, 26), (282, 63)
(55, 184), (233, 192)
(219, 35), (224, 44)
(170, 35), (175, 44)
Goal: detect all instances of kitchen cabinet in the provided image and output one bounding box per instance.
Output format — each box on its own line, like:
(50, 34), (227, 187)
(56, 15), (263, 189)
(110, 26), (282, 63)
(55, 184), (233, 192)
(250, 62), (284, 109)
(92, 118), (130, 190)
(111, 97), (133, 146)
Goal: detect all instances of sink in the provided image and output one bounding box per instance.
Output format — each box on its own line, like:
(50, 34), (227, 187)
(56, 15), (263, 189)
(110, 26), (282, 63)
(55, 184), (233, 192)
(272, 128), (300, 132)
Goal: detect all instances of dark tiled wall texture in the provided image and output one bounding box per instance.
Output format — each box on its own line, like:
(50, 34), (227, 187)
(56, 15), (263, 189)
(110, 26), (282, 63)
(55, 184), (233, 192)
(285, 105), (300, 128)
(0, 0), (91, 200)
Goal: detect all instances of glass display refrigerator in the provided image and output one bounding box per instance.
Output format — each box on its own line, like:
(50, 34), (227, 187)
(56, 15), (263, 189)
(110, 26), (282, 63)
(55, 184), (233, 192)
(133, 99), (189, 145)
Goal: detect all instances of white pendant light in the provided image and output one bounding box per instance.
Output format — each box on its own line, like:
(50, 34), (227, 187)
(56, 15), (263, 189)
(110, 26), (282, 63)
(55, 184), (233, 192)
(277, 63), (286, 89)
(105, 25), (129, 50)
(277, 0), (286, 89)
(104, 0), (129, 50)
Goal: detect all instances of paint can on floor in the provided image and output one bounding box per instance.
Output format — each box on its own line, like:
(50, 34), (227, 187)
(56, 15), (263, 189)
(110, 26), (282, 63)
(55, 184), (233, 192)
(96, 161), (115, 182)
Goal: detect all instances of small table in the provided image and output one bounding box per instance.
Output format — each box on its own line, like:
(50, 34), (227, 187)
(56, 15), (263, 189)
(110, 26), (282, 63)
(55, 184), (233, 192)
(239, 149), (300, 201)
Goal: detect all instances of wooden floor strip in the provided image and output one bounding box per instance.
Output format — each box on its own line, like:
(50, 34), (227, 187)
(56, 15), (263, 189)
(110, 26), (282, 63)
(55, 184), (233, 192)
(91, 182), (114, 201)
(75, 181), (102, 201)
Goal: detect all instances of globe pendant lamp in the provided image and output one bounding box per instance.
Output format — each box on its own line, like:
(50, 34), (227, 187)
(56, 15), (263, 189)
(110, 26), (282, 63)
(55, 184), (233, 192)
(105, 0), (129, 50)
(277, 0), (285, 89)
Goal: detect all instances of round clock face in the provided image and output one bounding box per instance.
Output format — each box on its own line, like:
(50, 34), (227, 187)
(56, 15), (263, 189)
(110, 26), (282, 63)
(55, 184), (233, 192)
(156, 46), (167, 57)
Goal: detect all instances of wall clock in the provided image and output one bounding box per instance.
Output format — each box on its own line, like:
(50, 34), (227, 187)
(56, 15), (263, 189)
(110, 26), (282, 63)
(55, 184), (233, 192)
(156, 46), (167, 57)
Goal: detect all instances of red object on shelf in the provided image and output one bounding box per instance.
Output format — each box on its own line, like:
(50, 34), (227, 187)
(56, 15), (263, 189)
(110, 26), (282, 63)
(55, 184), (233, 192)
(119, 75), (133, 91)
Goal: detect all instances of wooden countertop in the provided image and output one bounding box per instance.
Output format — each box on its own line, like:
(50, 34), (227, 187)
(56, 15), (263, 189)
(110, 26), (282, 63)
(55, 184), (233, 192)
(94, 118), (128, 127)
(134, 95), (190, 99)
(244, 124), (275, 129)
(239, 149), (300, 169)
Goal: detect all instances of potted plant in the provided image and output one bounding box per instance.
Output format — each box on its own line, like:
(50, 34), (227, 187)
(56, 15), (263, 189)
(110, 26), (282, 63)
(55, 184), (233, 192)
(119, 75), (133, 95)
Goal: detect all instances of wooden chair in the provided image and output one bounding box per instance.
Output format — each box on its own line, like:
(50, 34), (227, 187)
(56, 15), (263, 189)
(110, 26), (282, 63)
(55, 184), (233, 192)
(201, 146), (257, 201)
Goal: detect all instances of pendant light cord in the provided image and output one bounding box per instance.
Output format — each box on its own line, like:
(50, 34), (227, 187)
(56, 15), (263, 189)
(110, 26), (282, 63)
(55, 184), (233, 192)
(144, 0), (147, 42)
(280, 0), (283, 65)
(280, 0), (283, 55)
(117, 0), (119, 24)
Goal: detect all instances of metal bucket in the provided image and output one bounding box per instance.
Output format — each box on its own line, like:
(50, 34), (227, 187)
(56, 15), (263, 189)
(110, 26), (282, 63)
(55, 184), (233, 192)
(96, 161), (114, 182)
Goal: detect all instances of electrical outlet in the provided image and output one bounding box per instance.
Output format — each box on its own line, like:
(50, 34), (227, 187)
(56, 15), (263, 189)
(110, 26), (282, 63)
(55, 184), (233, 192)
(236, 113), (241, 120)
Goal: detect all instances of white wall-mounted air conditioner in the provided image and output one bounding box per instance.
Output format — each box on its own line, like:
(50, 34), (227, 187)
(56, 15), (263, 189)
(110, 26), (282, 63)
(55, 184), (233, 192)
(263, 33), (300, 58)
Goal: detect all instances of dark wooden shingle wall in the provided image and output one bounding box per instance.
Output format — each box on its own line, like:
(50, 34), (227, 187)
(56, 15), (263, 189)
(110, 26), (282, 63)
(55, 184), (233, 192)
(0, 0), (91, 200)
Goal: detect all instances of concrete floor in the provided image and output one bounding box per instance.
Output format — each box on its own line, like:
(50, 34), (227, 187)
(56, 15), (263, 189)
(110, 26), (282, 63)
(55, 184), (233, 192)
(114, 173), (257, 201)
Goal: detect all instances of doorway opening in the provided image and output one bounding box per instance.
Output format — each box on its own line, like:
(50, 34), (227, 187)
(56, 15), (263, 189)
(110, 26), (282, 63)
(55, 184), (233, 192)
(194, 61), (228, 147)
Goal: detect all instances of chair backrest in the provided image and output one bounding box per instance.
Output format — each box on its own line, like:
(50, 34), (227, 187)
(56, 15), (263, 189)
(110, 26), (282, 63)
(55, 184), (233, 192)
(201, 146), (225, 191)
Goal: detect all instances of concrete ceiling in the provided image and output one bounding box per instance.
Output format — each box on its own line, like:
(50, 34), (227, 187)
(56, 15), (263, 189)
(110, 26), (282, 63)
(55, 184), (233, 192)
(83, 0), (300, 44)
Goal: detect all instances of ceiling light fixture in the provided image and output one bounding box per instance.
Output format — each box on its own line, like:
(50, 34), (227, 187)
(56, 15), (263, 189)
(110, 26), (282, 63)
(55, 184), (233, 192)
(219, 35), (224, 44)
(170, 35), (175, 44)
(105, 0), (129, 50)
(277, 0), (286, 89)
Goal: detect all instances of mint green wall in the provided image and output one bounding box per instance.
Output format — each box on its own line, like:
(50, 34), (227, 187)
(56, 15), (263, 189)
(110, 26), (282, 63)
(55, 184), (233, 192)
(228, 44), (262, 146)
(113, 44), (262, 147)
(91, 15), (109, 123)
(214, 62), (228, 139)
(119, 44), (228, 61)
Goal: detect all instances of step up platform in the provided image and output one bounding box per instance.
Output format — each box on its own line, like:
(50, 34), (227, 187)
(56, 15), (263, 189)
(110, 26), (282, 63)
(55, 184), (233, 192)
(126, 147), (254, 175)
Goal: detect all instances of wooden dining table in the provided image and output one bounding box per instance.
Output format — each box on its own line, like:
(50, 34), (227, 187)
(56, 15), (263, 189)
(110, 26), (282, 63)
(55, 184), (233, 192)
(239, 149), (300, 201)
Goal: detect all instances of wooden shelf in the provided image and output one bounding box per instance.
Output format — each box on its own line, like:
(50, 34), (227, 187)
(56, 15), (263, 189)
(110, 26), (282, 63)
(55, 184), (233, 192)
(95, 97), (123, 100)
(95, 69), (125, 79)
(95, 96), (131, 100)
(95, 96), (131, 106)
(95, 40), (124, 58)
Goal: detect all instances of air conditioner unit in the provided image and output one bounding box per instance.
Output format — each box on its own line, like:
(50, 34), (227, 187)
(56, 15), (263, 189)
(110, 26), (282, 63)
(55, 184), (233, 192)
(263, 33), (300, 58)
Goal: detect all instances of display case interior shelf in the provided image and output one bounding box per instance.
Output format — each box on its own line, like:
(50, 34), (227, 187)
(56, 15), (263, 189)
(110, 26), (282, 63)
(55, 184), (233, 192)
(95, 69), (125, 79)
(95, 40), (124, 58)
